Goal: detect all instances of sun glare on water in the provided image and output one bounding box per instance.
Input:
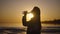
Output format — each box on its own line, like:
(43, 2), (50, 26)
(26, 13), (34, 21)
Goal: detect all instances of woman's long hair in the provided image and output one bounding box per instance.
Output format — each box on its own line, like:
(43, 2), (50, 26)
(31, 7), (40, 16)
(31, 6), (40, 19)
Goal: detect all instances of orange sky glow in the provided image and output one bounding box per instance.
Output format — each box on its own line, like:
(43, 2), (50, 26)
(0, 0), (60, 27)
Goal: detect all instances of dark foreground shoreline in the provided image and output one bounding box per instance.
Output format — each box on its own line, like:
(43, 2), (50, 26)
(0, 27), (60, 34)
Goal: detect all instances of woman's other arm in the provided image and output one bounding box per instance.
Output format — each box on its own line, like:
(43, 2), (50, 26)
(22, 11), (28, 26)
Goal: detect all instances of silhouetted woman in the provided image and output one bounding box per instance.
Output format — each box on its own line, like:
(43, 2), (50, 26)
(22, 6), (41, 34)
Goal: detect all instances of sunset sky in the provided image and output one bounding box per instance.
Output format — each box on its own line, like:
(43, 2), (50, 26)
(0, 0), (60, 27)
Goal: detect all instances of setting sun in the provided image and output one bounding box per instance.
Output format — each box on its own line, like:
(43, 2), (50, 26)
(26, 13), (34, 21)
